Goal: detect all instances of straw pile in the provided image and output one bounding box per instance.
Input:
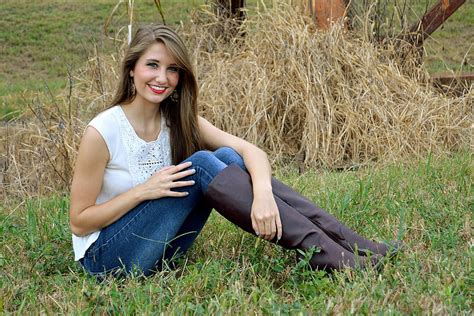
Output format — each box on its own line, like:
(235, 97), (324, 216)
(0, 94), (83, 197)
(1, 3), (472, 197)
(186, 4), (472, 168)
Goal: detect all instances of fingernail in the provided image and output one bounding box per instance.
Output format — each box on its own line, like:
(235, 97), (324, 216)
(255, 231), (259, 236)
(191, 169), (196, 173)
(191, 180), (195, 185)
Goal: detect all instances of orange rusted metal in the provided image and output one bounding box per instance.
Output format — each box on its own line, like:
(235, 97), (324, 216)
(314, 0), (347, 29)
(298, 0), (347, 29)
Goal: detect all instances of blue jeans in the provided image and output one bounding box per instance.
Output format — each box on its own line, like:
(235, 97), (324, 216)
(80, 147), (246, 277)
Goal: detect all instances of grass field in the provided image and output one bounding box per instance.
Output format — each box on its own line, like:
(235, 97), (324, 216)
(0, 0), (472, 100)
(0, 0), (472, 314)
(1, 152), (472, 313)
(0, 0), (203, 119)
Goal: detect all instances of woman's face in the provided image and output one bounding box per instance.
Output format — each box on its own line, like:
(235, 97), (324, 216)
(130, 42), (180, 107)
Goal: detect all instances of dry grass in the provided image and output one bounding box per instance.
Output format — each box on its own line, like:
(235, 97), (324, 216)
(1, 3), (472, 198)
(187, 4), (472, 168)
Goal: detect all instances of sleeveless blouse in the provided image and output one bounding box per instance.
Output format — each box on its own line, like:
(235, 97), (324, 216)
(72, 105), (172, 261)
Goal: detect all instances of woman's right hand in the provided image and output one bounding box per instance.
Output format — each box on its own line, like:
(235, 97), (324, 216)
(137, 162), (196, 201)
(70, 128), (197, 236)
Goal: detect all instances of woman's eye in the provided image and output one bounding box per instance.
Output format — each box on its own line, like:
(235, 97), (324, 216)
(168, 66), (179, 73)
(147, 63), (158, 68)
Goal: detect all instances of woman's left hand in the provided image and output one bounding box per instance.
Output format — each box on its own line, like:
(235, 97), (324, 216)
(250, 194), (282, 241)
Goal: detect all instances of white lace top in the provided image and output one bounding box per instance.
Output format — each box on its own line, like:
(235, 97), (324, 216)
(72, 105), (172, 261)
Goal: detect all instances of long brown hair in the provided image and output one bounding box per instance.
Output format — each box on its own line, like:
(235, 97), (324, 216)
(110, 24), (203, 164)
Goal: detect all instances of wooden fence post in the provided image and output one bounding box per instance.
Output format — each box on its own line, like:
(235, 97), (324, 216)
(212, 0), (246, 40)
(213, 0), (246, 21)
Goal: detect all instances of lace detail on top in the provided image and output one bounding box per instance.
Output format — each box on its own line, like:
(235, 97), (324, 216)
(114, 106), (172, 186)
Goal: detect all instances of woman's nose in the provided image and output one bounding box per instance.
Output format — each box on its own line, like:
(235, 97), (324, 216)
(155, 69), (167, 82)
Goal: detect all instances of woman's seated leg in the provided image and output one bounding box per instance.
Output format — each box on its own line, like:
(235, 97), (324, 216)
(81, 150), (232, 277)
(159, 147), (245, 266)
(212, 146), (246, 171)
(203, 164), (382, 271)
(211, 146), (399, 257)
(160, 147), (246, 265)
(159, 199), (212, 267)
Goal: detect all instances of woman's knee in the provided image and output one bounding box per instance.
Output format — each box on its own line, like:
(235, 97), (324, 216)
(212, 147), (246, 170)
(184, 150), (228, 177)
(186, 150), (219, 167)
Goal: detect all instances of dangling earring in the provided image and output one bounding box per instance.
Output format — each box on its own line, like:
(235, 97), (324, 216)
(130, 77), (136, 96)
(170, 89), (179, 103)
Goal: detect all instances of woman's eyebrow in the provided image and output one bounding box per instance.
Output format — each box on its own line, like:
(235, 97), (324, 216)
(145, 59), (178, 67)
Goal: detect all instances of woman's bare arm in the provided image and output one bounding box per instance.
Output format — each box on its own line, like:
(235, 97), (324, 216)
(198, 116), (282, 241)
(69, 127), (140, 236)
(69, 127), (195, 236)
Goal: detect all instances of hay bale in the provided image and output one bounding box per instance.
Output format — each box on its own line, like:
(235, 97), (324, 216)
(1, 3), (472, 197)
(184, 3), (472, 168)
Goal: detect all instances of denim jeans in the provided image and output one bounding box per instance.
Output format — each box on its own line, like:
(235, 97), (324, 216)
(80, 147), (245, 277)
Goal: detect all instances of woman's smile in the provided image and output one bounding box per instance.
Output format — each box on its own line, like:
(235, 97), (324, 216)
(148, 84), (167, 94)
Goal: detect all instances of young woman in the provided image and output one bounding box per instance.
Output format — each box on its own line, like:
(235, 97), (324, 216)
(70, 24), (398, 277)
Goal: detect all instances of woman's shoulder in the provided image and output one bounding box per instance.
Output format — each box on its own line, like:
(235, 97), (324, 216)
(86, 105), (123, 143)
(89, 105), (121, 125)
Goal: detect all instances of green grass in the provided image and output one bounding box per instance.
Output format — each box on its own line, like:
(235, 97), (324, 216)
(0, 0), (472, 121)
(0, 0), (472, 96)
(365, 0), (474, 73)
(0, 0), (206, 119)
(1, 1), (471, 313)
(421, 0), (474, 73)
(0, 0), (269, 120)
(1, 152), (472, 313)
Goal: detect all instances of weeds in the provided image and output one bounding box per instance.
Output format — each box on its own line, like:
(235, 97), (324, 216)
(0, 1), (472, 314)
(1, 3), (472, 199)
(1, 152), (472, 313)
